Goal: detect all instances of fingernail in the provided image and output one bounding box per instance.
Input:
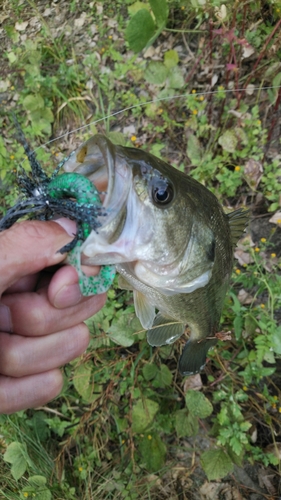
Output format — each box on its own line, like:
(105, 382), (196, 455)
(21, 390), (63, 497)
(53, 218), (77, 237)
(0, 303), (12, 332)
(53, 284), (82, 308)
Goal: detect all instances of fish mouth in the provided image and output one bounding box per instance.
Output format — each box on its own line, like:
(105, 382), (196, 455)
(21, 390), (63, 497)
(63, 134), (133, 264)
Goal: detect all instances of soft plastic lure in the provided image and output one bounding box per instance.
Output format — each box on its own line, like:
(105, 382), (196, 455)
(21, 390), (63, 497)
(0, 120), (115, 296)
(47, 173), (116, 295)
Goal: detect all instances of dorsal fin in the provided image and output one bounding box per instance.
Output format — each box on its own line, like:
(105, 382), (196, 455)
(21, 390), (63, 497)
(227, 208), (249, 246)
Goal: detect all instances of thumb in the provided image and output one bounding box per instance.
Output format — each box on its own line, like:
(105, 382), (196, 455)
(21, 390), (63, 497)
(0, 220), (75, 294)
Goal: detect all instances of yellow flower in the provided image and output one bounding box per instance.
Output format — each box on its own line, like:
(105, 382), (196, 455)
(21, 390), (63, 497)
(272, 403), (277, 409)
(181, 5), (185, 9)
(199, 96), (204, 101)
(78, 467), (83, 472)
(218, 85), (224, 90)
(271, 253), (276, 258)
(10, 85), (15, 90)
(279, 407), (281, 413)
(234, 166), (241, 171)
(10, 155), (15, 160)
(260, 237), (266, 243)
(254, 247), (260, 252)
(131, 135), (137, 142)
(273, 395), (278, 401)
(235, 269), (241, 274)
(243, 386), (248, 391)
(23, 494), (29, 498)
(191, 89), (196, 94)
(147, 434), (152, 440)
(108, 35), (112, 39)
(277, 219), (281, 224)
(260, 303), (265, 308)
(192, 109), (198, 115)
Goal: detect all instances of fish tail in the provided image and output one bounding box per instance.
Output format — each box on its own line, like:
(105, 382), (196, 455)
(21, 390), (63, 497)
(179, 338), (217, 376)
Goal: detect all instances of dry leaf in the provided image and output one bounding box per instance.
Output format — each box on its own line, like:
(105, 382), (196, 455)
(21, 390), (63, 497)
(15, 21), (28, 31)
(258, 467), (277, 495)
(245, 84), (255, 95)
(183, 373), (202, 393)
(74, 12), (87, 28)
(242, 45), (255, 59)
(269, 211), (281, 225)
(244, 159), (263, 190)
(237, 289), (254, 305)
(265, 442), (281, 459)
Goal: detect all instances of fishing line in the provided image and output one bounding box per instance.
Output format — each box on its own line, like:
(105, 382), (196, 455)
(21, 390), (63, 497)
(27, 84), (281, 158)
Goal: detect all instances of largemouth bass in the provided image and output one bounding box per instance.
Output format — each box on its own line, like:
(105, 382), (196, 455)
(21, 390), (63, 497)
(64, 135), (248, 375)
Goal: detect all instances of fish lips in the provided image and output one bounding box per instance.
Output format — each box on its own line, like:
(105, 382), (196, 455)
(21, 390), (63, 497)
(63, 134), (134, 264)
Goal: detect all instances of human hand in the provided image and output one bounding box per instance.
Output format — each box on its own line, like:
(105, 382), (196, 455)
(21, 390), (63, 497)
(0, 219), (106, 414)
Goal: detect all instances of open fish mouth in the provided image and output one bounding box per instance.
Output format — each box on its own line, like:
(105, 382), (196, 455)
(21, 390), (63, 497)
(63, 134), (135, 265)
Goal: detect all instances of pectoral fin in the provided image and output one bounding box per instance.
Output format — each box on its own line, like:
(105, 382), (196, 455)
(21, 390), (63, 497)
(179, 338), (217, 375)
(133, 290), (156, 329)
(118, 275), (133, 291)
(147, 313), (185, 346)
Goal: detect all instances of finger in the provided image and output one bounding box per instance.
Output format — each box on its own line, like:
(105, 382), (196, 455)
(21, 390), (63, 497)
(48, 264), (101, 309)
(0, 220), (74, 293)
(0, 323), (90, 377)
(0, 370), (63, 414)
(0, 289), (106, 336)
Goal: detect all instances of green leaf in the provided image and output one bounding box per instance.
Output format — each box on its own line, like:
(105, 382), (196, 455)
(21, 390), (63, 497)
(143, 363), (158, 381)
(23, 476), (52, 500)
(167, 66), (184, 89)
(164, 49), (179, 69)
(138, 432), (166, 472)
(154, 364), (173, 387)
(272, 327), (281, 354)
(218, 130), (238, 153)
(132, 398), (159, 432)
(187, 134), (202, 163)
(201, 449), (234, 480)
(22, 93), (44, 112)
(73, 363), (94, 401)
(185, 390), (213, 418)
(107, 131), (127, 146)
(125, 9), (155, 53)
(107, 313), (141, 347)
(128, 2), (150, 16)
(144, 61), (168, 85)
(4, 442), (29, 480)
(175, 409), (199, 438)
(149, 0), (168, 25)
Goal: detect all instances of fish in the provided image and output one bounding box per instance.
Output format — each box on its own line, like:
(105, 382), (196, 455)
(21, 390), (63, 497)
(63, 134), (248, 376)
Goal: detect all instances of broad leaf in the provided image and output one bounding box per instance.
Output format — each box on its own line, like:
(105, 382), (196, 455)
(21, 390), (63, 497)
(4, 442), (29, 480)
(125, 9), (155, 53)
(150, 0), (168, 26)
(201, 449), (233, 480)
(175, 409), (199, 438)
(185, 390), (213, 418)
(132, 398), (159, 432)
(144, 61), (168, 85)
(138, 432), (166, 472)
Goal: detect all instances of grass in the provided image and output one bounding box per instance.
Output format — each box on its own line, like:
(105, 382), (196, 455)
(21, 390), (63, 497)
(1, 0), (281, 498)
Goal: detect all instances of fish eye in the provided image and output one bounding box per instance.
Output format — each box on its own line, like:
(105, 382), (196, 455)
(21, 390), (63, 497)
(152, 184), (174, 206)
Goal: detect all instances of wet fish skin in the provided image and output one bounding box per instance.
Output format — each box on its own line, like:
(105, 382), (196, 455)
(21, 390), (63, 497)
(63, 135), (248, 376)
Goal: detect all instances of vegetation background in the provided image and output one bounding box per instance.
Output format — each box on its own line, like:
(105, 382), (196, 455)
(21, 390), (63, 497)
(0, 0), (281, 498)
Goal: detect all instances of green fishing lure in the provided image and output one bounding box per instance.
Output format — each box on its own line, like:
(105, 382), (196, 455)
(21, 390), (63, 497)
(0, 124), (115, 296)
